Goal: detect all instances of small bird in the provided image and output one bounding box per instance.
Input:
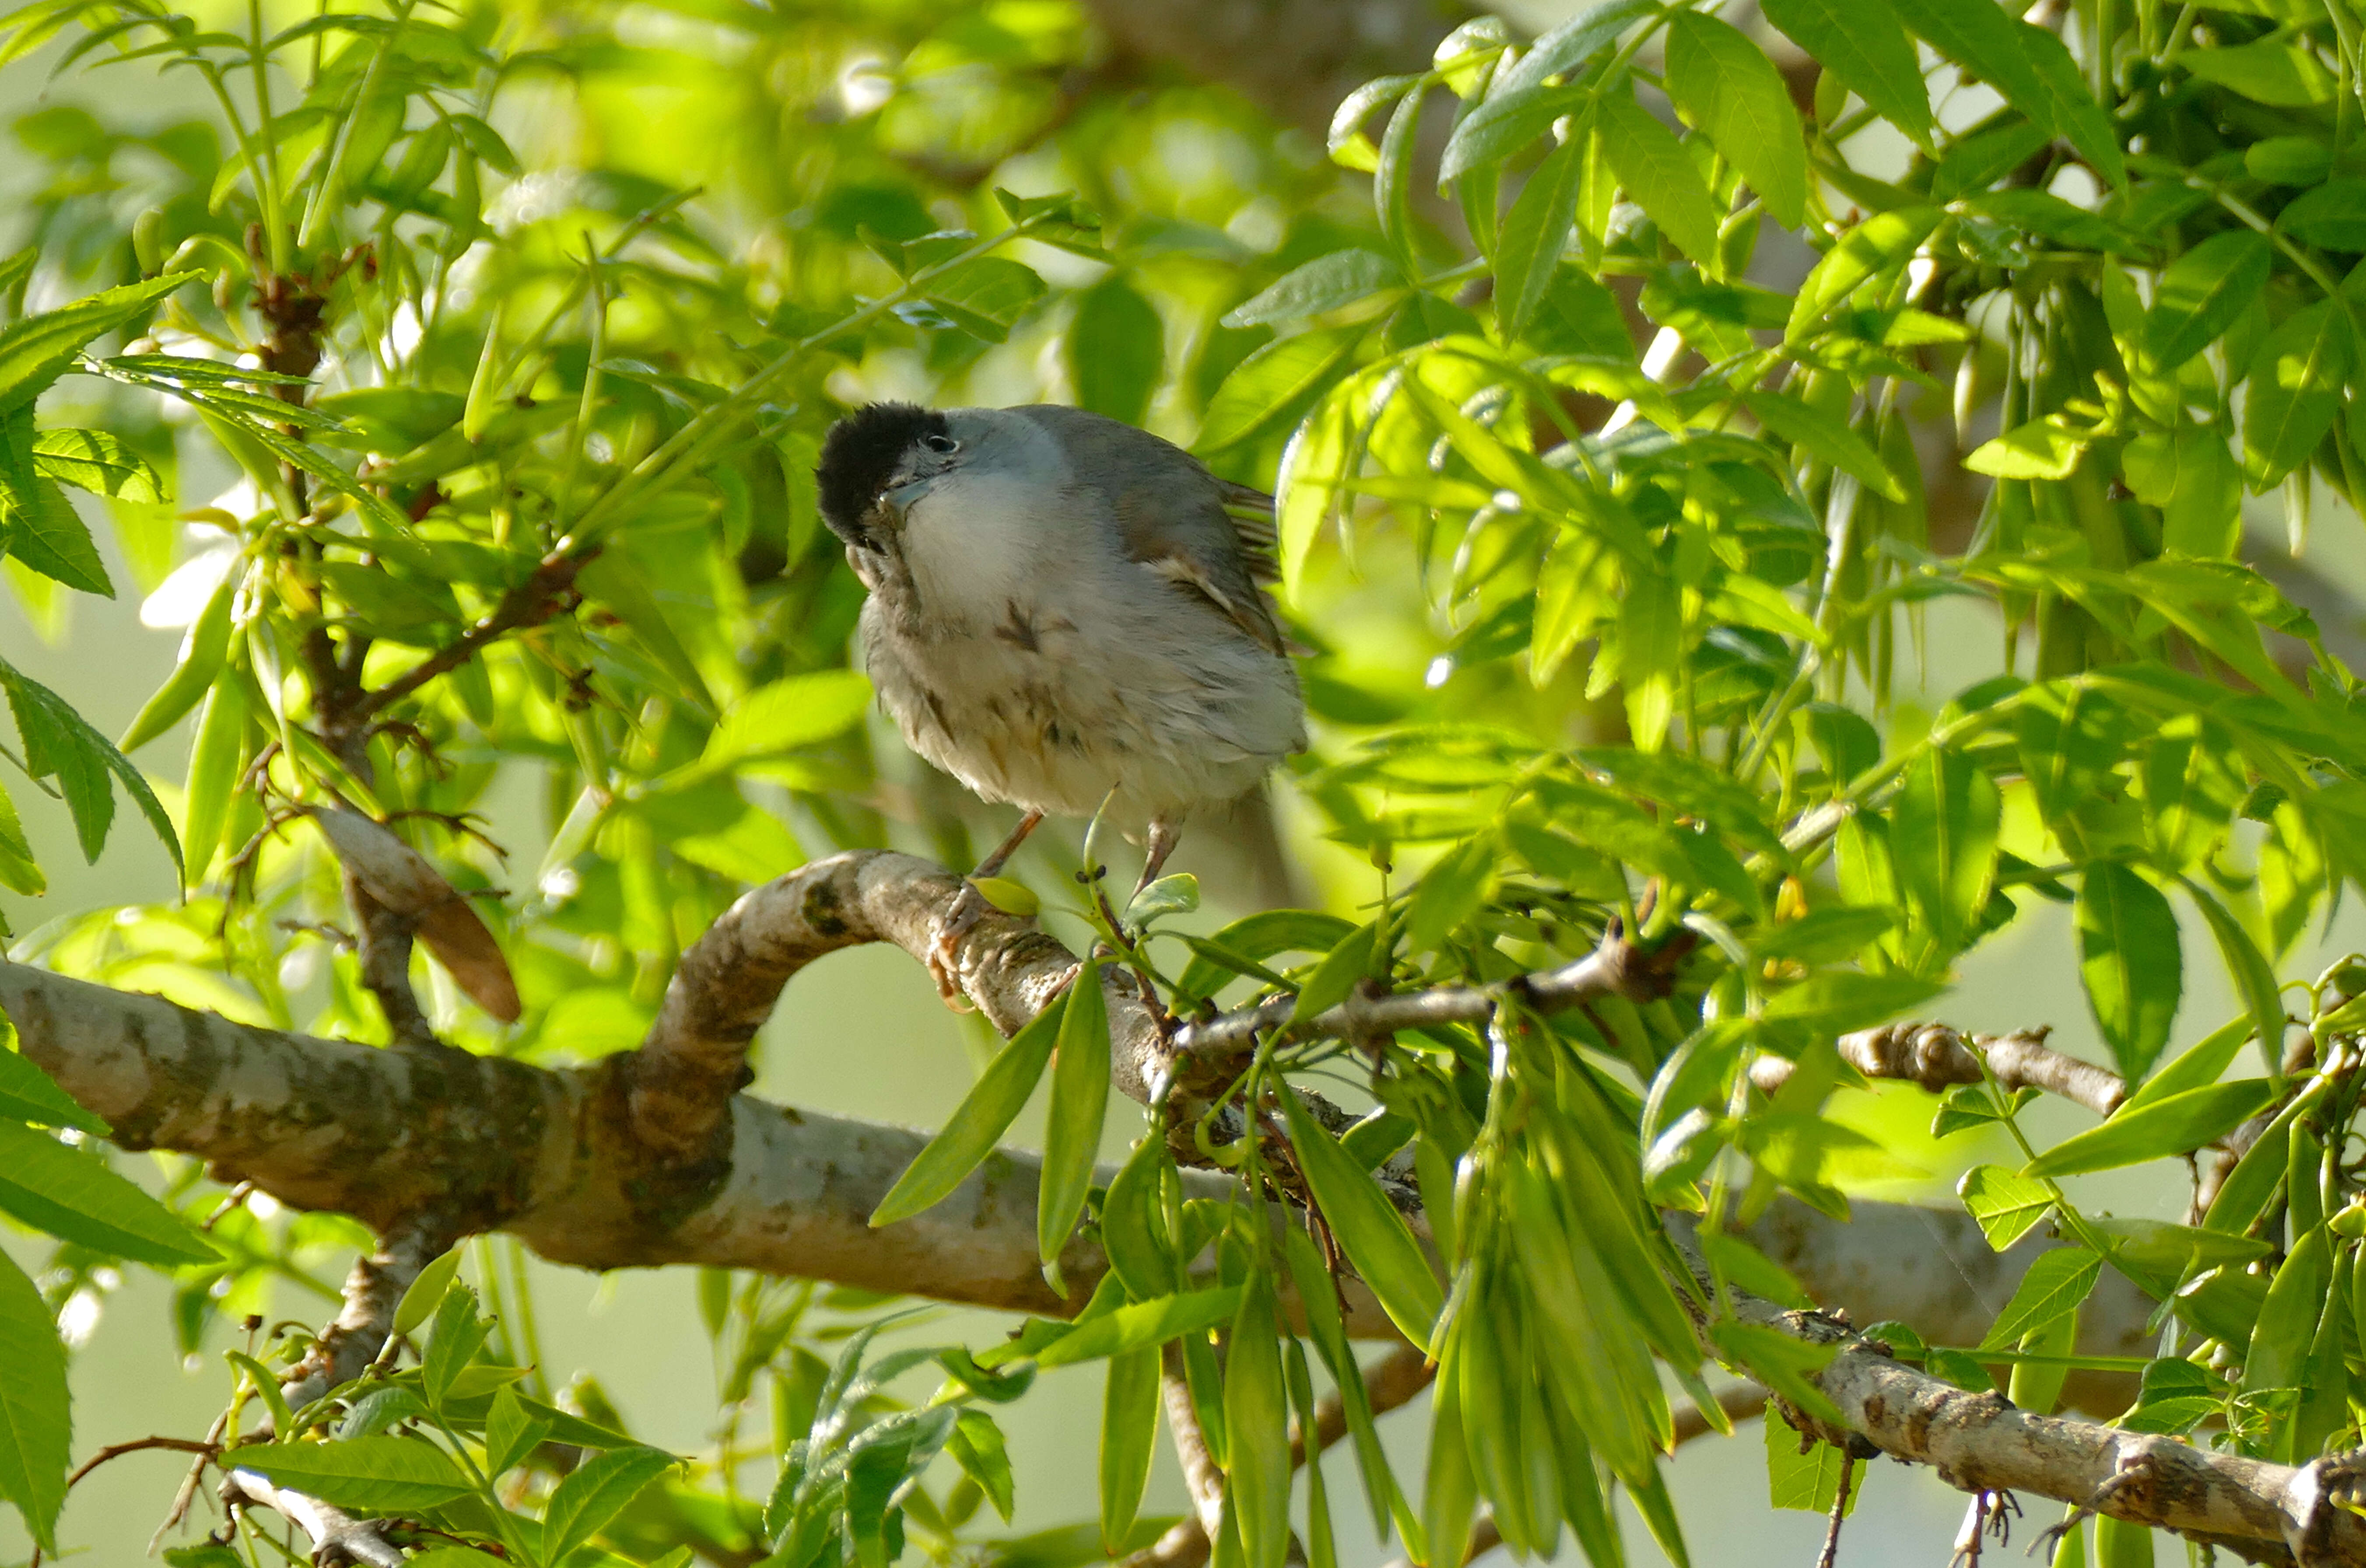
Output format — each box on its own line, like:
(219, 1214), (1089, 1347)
(815, 402), (1306, 999)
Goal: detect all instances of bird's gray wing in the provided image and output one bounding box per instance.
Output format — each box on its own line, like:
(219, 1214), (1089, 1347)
(1016, 405), (1290, 657)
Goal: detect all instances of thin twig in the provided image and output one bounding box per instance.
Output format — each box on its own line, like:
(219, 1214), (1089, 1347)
(1816, 1452), (1855, 1568)
(67, 1436), (217, 1490)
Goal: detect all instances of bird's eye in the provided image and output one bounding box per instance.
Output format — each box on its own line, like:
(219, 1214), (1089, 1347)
(922, 433), (959, 454)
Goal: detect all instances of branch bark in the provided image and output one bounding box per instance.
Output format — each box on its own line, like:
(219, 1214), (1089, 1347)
(1749, 1022), (2127, 1119)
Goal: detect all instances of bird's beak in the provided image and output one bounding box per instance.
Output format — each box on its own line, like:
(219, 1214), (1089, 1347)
(880, 475), (936, 519)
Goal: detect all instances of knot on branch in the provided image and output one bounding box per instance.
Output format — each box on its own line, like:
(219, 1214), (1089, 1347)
(2285, 1448), (2366, 1562)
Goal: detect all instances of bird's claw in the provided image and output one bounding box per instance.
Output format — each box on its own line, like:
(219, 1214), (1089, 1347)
(929, 883), (991, 1011)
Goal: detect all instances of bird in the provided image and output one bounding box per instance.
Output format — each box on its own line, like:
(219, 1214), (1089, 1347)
(814, 401), (1307, 1001)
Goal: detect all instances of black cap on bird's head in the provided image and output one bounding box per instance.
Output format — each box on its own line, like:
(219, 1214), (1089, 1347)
(816, 402), (950, 547)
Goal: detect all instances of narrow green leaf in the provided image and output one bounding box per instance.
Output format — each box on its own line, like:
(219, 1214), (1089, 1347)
(2179, 878), (2287, 1081)
(3, 476), (112, 596)
(1741, 392), (1906, 501)
(1281, 1227), (1395, 1536)
(2242, 301), (2353, 487)
(2144, 232), (2274, 370)
(543, 1445), (678, 1564)
(1890, 746), (2001, 963)
(1979, 1247), (2103, 1349)
(0, 656), (180, 870)
(0, 1250), (66, 1553)
(2010, 21), (2124, 186)
(2022, 1080), (2275, 1177)
(1100, 1345), (1160, 1549)
(1665, 14), (1808, 228)
(1225, 1278), (1290, 1568)
(1279, 1091), (1441, 1346)
(1034, 1287), (1244, 1368)
(2243, 1226), (2331, 1391)
(30, 428), (164, 503)
(121, 562), (240, 752)
(1596, 95), (1721, 267)
(227, 1436), (473, 1513)
(392, 1250), (463, 1338)
(1101, 1132), (1177, 1300)
(1039, 961), (1112, 1278)
(870, 999), (1062, 1227)
(2124, 1016), (2252, 1112)
(0, 1120), (212, 1263)
(0, 1049), (103, 1135)
(1785, 207), (1943, 341)
(0, 273), (195, 415)
(2075, 863), (2183, 1084)
(1760, 970), (1943, 1034)
(1198, 327), (1363, 454)
(1761, 0), (1931, 147)
(1493, 126), (1588, 343)
(179, 674), (249, 884)
(1224, 251), (1402, 329)
(483, 1386), (552, 1477)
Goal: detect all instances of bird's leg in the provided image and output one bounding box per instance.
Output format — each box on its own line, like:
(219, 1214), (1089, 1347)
(929, 808), (1045, 1007)
(1128, 817), (1183, 908)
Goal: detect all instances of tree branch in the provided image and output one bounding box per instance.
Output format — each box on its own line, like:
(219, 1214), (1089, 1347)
(1750, 1022), (2127, 1119)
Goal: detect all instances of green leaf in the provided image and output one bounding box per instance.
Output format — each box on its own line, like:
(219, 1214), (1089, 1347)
(0, 1049), (102, 1135)
(1289, 917), (1384, 1027)
(2022, 1080), (2275, 1177)
(226, 1436), (473, 1513)
(2242, 301), (2353, 487)
(947, 1407), (1015, 1523)
(0, 1250), (66, 1553)
(1493, 126), (1588, 343)
(1069, 275), (1165, 426)
(178, 674), (248, 885)
(2179, 878), (2288, 1081)
(1618, 568), (1683, 752)
(1741, 392), (1906, 501)
(1710, 1320), (1840, 1428)
(2244, 1226), (2331, 1393)
(1198, 327), (1363, 453)
(1761, 0), (1931, 147)
(0, 1120), (212, 1263)
(1785, 207), (1943, 341)
(1763, 1405), (1858, 1516)
(1174, 910), (1355, 1005)
(2076, 863), (2183, 1084)
(2143, 232), (2274, 370)
(1125, 873), (1199, 926)
(392, 1250), (463, 1338)
(2, 475), (112, 597)
(1100, 1344), (1159, 1548)
(1886, 0), (2052, 130)
(1964, 419), (2086, 481)
(869, 1000), (1062, 1227)
(1278, 1090), (1441, 1346)
(0, 273), (194, 416)
(1980, 1247), (2103, 1349)
(1034, 1287), (1244, 1367)
(1665, 14), (1808, 228)
(2125, 1017), (2252, 1112)
(695, 670), (873, 772)
(31, 428), (163, 502)
(483, 1387), (552, 1477)
(120, 561), (239, 752)
(971, 876), (1039, 917)
(575, 551), (717, 717)
(0, 777), (39, 896)
(1596, 95), (1721, 267)
(1760, 970), (1944, 1034)
(2278, 180), (2366, 250)
(1038, 961), (1112, 1279)
(543, 1445), (678, 1564)
(2123, 427), (2243, 558)
(1957, 1165), (2054, 1251)
(1224, 1278), (1290, 1568)
(0, 655), (180, 870)
(1890, 746), (2001, 963)
(2183, 38), (2336, 105)
(1406, 835), (1495, 953)
(1224, 251), (1402, 329)
(2016, 682), (2133, 827)
(2010, 21), (2124, 186)
(925, 257), (1047, 343)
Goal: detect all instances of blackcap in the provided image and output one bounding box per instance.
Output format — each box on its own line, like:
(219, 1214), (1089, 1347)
(816, 402), (1306, 995)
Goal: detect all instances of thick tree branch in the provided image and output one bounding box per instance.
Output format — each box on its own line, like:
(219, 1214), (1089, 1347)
(1750, 1022), (2127, 1119)
(224, 1469), (406, 1568)
(0, 952), (1397, 1332)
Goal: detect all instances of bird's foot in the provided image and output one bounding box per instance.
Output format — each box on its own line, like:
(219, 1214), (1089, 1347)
(929, 882), (991, 1011)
